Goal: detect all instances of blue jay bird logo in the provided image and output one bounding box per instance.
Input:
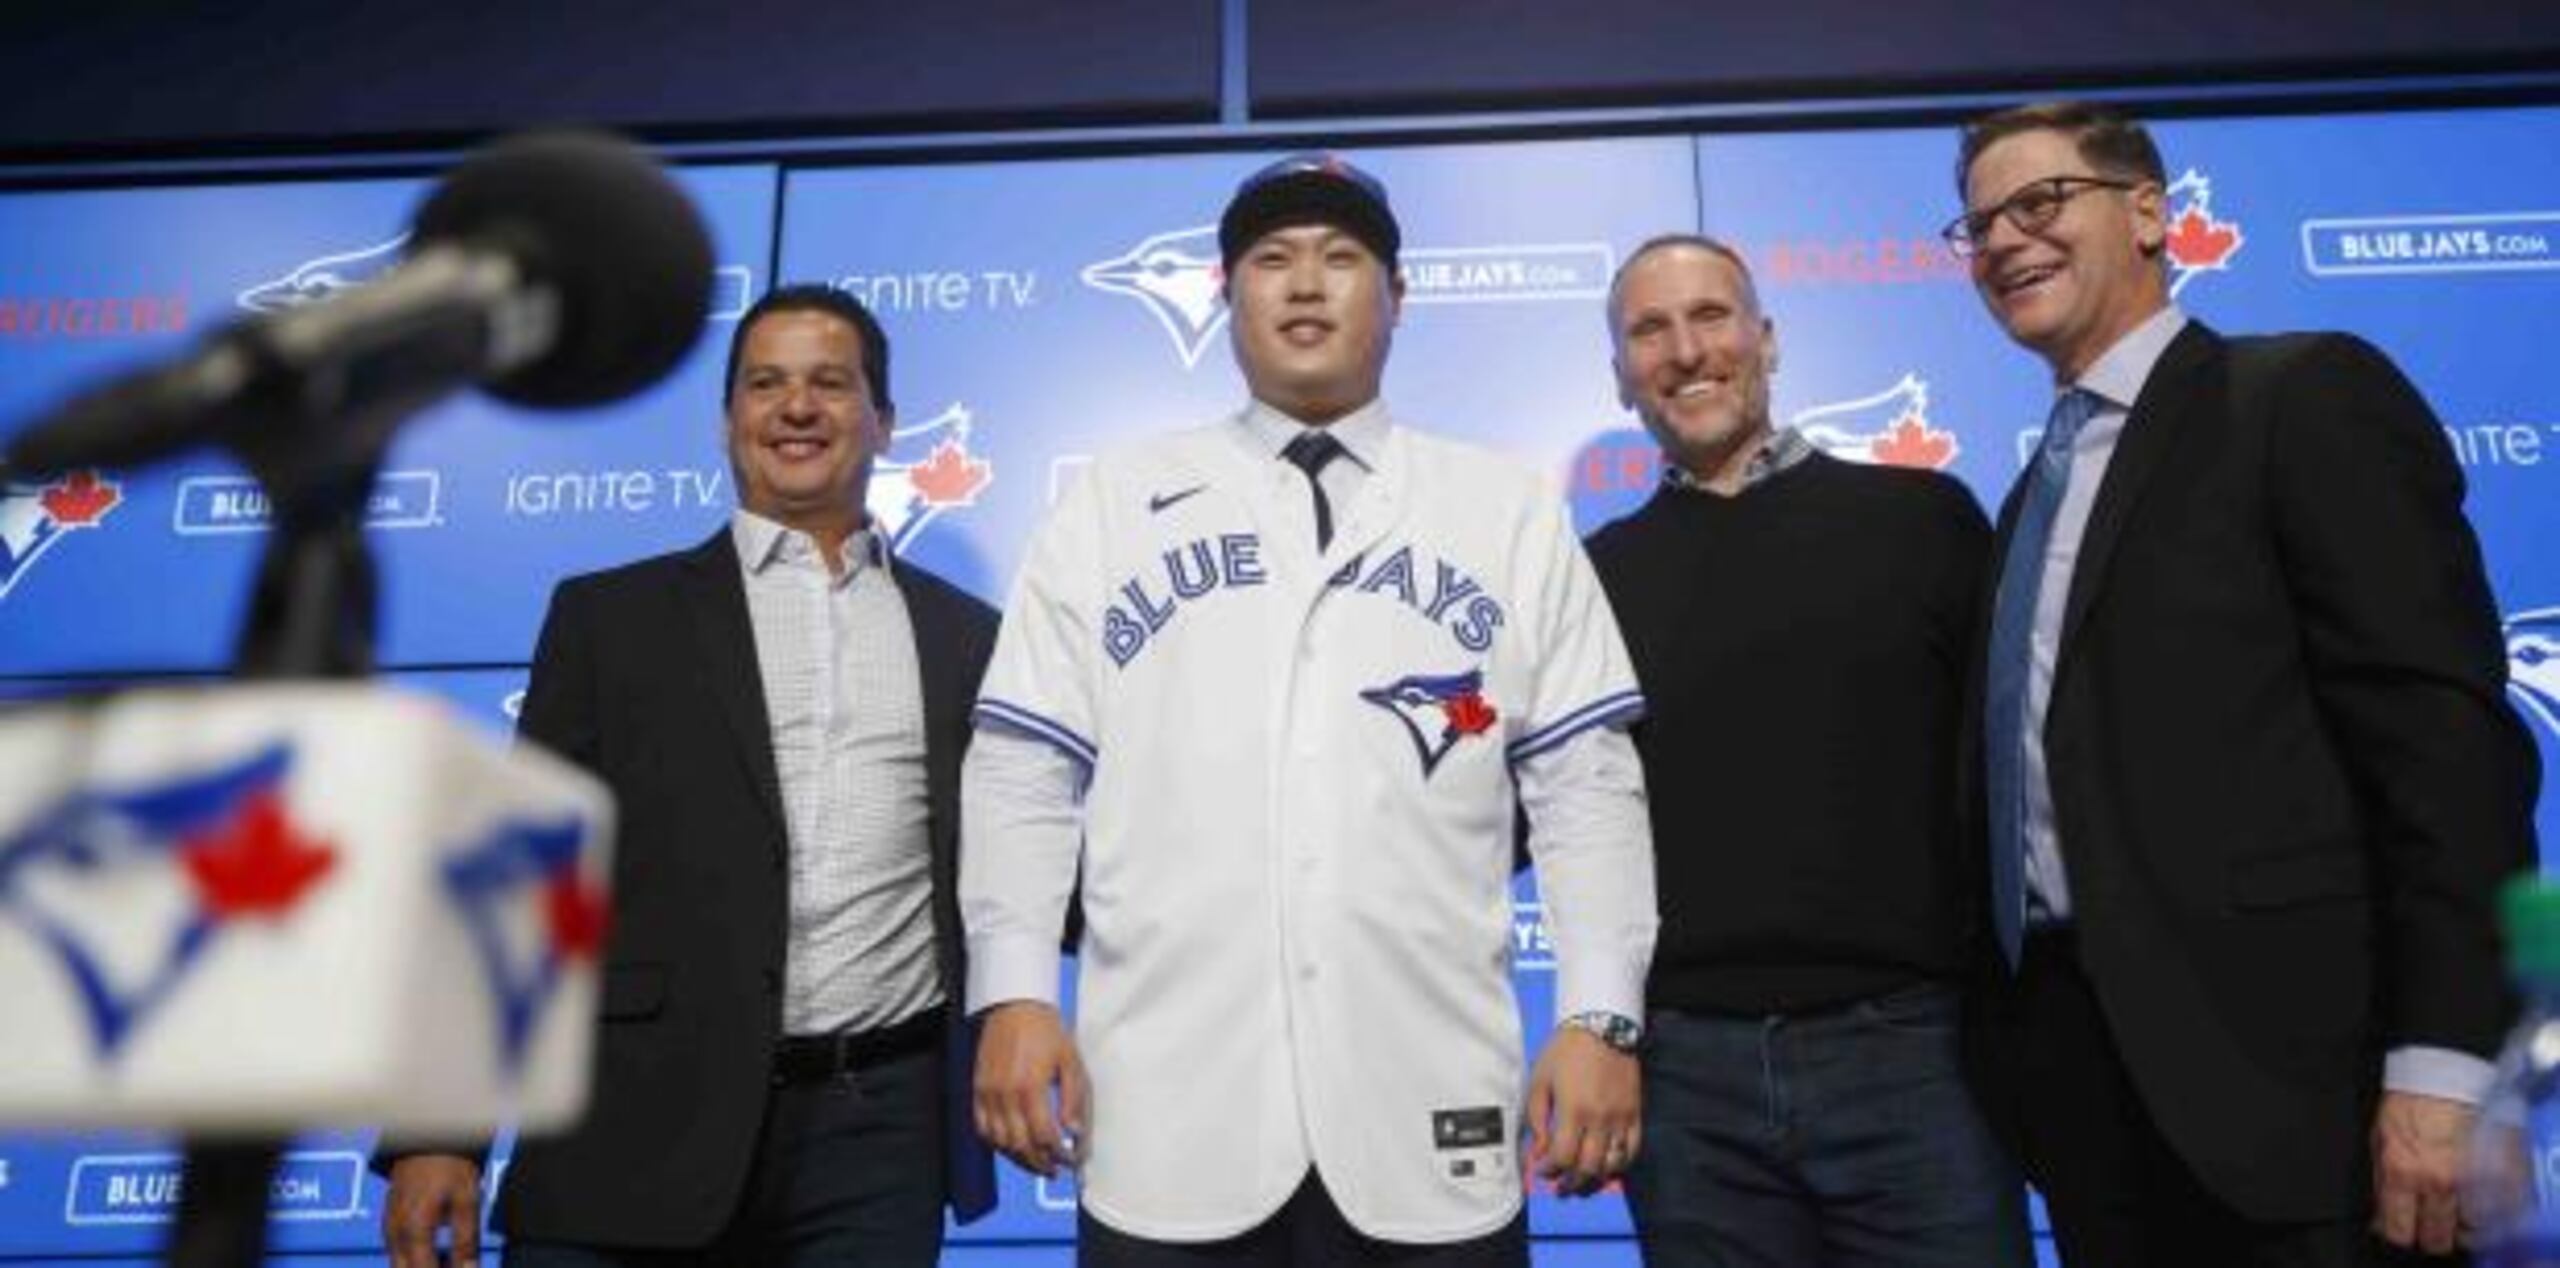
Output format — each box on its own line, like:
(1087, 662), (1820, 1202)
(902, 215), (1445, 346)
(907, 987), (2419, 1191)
(236, 234), (409, 313)
(1081, 225), (1227, 368)
(1360, 670), (1501, 778)
(2508, 607), (2560, 744)
(0, 745), (337, 1060)
(1792, 372), (1960, 470)
(865, 402), (993, 554)
(0, 469), (122, 602)
(439, 815), (608, 1072)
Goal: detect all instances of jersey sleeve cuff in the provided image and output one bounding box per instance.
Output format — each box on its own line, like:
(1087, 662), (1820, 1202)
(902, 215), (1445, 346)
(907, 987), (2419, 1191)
(1508, 689), (1645, 764)
(965, 934), (1064, 1015)
(973, 698), (1098, 768)
(1552, 955), (1648, 1028)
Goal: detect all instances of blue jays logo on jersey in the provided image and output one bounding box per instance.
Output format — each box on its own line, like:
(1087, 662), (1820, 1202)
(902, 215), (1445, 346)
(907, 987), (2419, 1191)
(0, 469), (122, 602)
(237, 234), (408, 313)
(2163, 169), (2244, 298)
(1361, 669), (1501, 778)
(867, 402), (994, 553)
(1792, 372), (1960, 470)
(2508, 607), (2560, 743)
(0, 745), (336, 1060)
(1082, 225), (1227, 368)
(439, 815), (608, 1071)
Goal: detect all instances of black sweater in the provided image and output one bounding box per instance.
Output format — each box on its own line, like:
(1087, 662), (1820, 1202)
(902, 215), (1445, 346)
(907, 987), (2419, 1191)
(1586, 450), (1991, 1015)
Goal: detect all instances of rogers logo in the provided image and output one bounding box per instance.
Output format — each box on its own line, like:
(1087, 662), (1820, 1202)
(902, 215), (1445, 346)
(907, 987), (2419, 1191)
(1753, 237), (1969, 286)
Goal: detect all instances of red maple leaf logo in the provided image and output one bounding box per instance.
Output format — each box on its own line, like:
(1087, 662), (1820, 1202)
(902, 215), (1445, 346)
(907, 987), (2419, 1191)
(40, 470), (122, 526)
(2165, 206), (2241, 271)
(542, 870), (610, 961)
(908, 438), (991, 507)
(1442, 692), (1498, 737)
(1871, 415), (1958, 470)
(180, 790), (337, 921)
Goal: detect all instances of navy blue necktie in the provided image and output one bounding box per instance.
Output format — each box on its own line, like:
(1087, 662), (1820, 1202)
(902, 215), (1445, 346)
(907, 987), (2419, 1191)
(1986, 388), (2100, 968)
(1282, 431), (1345, 551)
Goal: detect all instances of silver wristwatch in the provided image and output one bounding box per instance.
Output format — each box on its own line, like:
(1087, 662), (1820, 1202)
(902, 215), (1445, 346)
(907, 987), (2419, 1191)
(1560, 1010), (1644, 1054)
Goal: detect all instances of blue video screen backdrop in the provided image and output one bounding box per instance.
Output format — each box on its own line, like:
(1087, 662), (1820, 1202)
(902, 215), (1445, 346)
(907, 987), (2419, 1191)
(1, 102), (2556, 1265)
(0, 165), (775, 676)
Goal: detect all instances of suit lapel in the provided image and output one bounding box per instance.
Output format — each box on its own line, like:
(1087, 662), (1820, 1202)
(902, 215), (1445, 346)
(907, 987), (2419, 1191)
(891, 564), (960, 766)
(680, 530), (788, 857)
(2058, 323), (2221, 658)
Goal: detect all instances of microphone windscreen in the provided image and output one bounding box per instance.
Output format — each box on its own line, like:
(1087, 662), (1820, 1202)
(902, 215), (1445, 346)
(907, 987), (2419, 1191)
(412, 130), (714, 409)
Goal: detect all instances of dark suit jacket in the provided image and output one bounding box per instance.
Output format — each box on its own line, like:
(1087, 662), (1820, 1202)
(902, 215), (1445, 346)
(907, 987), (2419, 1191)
(491, 529), (999, 1245)
(1965, 323), (2540, 1222)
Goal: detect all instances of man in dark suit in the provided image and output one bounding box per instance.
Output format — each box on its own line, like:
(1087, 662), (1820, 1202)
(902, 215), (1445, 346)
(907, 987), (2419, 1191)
(380, 284), (998, 1267)
(1949, 100), (2541, 1265)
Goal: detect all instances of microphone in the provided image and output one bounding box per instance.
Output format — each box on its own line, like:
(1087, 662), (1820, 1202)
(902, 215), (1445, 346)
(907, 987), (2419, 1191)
(4, 130), (714, 477)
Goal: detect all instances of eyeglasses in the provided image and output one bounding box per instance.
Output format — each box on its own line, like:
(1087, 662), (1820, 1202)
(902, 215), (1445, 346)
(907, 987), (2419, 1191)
(1941, 176), (2142, 257)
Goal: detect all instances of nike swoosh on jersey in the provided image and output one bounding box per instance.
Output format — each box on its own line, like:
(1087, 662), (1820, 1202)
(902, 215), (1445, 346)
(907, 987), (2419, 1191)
(1148, 485), (1207, 513)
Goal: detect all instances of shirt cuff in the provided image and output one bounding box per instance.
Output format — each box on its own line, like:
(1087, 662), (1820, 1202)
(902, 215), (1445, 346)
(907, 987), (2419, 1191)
(2383, 1045), (2496, 1106)
(965, 933), (1063, 1015)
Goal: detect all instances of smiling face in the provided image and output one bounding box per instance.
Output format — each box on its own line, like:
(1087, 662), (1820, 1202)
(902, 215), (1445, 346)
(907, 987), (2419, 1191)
(1227, 223), (1403, 424)
(1962, 127), (2170, 382)
(1609, 241), (1779, 488)
(723, 308), (889, 548)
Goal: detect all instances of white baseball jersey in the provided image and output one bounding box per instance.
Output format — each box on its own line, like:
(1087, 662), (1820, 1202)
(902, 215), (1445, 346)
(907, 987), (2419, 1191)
(966, 411), (1654, 1242)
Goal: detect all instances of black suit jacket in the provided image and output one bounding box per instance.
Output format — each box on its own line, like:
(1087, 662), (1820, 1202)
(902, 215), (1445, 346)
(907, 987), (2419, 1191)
(491, 529), (999, 1245)
(1965, 323), (2540, 1222)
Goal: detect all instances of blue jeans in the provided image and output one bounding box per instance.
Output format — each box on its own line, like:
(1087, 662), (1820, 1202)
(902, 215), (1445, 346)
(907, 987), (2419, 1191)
(1623, 981), (2030, 1268)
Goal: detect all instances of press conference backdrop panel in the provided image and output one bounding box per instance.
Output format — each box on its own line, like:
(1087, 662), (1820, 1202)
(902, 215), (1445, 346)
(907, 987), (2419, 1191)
(1, 103), (2555, 1265)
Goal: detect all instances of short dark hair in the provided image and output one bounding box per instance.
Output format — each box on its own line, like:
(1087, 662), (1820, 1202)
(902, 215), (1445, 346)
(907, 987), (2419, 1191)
(1955, 100), (2167, 197)
(1606, 232), (1762, 337)
(722, 283), (893, 413)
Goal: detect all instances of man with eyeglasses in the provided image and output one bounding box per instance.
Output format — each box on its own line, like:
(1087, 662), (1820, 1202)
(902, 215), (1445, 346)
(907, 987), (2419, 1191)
(1949, 100), (2539, 1265)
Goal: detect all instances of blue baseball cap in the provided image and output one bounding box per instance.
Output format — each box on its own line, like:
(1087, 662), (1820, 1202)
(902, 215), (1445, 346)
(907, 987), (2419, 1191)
(1218, 152), (1400, 274)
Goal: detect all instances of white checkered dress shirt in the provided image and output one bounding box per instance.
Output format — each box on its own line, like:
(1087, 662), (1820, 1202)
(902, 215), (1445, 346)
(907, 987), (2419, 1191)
(732, 511), (942, 1036)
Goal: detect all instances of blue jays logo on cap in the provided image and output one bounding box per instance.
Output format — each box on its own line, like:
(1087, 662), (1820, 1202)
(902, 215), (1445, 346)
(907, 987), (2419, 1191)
(1361, 669), (1500, 778)
(0, 744), (336, 1059)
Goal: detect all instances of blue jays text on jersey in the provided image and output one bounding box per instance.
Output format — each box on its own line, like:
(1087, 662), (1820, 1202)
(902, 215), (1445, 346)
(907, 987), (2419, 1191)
(1103, 534), (1506, 668)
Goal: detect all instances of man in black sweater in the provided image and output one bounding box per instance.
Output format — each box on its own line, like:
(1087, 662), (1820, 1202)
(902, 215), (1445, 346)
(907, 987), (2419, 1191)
(1586, 234), (2028, 1266)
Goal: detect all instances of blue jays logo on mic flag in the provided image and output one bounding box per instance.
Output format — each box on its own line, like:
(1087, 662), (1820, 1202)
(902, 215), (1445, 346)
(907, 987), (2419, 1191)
(237, 234), (408, 313)
(0, 744), (336, 1060)
(2509, 608), (2560, 742)
(866, 402), (993, 554)
(0, 470), (121, 602)
(439, 816), (607, 1072)
(1082, 225), (1227, 368)
(1361, 669), (1501, 778)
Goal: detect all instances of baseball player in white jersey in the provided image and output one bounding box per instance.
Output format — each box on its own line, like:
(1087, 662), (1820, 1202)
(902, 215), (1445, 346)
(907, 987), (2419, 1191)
(963, 154), (1658, 1266)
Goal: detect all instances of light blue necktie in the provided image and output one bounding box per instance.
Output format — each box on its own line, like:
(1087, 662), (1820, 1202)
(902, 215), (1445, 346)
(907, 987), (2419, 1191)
(1986, 388), (2100, 968)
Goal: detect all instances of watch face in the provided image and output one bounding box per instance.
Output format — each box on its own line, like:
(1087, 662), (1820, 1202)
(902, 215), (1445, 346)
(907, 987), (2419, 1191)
(1570, 1012), (1642, 1052)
